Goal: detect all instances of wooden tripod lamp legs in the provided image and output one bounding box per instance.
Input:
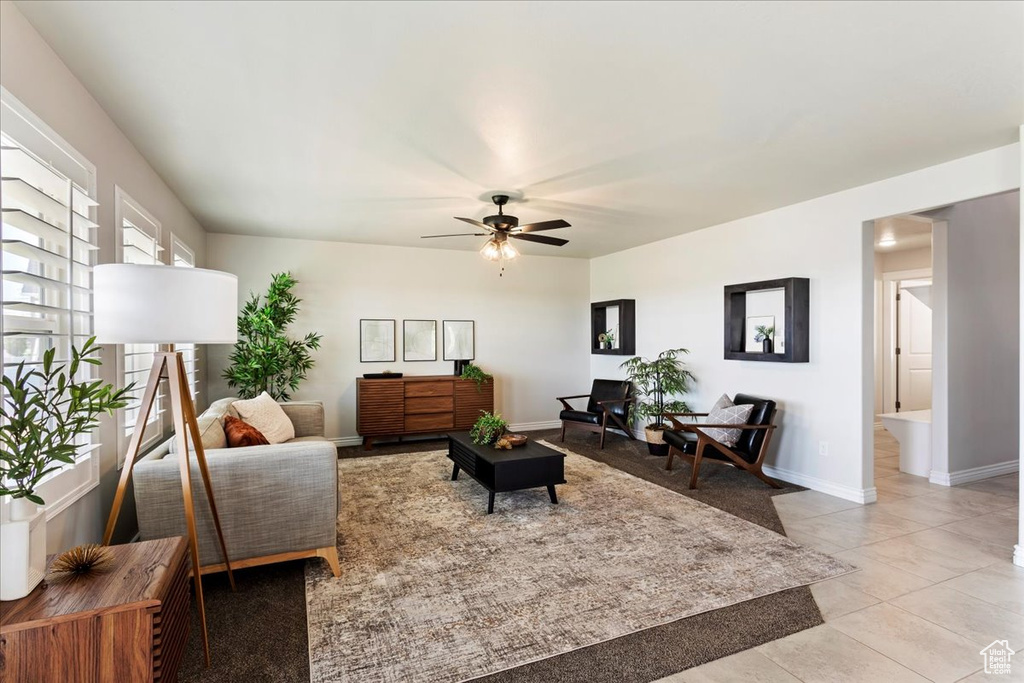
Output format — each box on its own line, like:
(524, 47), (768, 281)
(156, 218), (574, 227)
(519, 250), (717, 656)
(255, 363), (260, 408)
(103, 352), (235, 667)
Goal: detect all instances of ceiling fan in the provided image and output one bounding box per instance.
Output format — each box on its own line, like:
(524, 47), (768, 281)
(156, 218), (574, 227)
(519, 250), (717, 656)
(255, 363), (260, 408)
(421, 194), (570, 266)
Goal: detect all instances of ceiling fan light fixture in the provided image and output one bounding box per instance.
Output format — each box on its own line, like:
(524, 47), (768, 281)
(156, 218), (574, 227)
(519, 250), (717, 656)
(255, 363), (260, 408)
(499, 240), (519, 260)
(480, 239), (501, 261)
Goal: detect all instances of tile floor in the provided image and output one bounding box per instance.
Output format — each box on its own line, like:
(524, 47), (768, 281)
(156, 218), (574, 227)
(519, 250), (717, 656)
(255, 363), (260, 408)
(660, 425), (1021, 683)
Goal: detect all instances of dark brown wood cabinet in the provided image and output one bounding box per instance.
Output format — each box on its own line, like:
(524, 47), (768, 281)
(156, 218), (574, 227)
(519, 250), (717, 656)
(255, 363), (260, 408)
(0, 537), (190, 683)
(357, 375), (494, 449)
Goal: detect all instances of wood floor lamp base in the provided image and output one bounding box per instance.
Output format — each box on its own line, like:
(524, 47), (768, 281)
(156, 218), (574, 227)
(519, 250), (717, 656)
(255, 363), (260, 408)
(103, 351), (235, 667)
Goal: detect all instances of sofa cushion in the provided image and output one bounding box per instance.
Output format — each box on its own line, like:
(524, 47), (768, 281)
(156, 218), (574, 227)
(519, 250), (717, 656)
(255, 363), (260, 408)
(232, 392), (296, 444)
(169, 396), (234, 454)
(223, 415), (270, 447)
(703, 394), (754, 447)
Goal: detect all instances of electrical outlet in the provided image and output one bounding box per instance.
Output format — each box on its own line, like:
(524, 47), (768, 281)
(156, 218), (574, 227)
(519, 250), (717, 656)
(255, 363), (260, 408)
(818, 441), (829, 457)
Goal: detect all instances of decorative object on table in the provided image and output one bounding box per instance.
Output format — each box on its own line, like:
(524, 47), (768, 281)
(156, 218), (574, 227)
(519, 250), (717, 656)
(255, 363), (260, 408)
(356, 375), (494, 450)
(494, 436), (513, 450)
(403, 319), (438, 361)
(222, 272), (323, 401)
(443, 320), (476, 370)
(1, 538), (190, 683)
(620, 348), (696, 456)
(754, 323), (776, 354)
(459, 362), (492, 391)
(503, 433), (528, 447)
(591, 299), (636, 354)
(558, 379), (636, 449)
(725, 278), (808, 362)
(362, 371), (404, 379)
(0, 339), (132, 601)
(470, 411), (509, 447)
(46, 543), (115, 583)
(662, 394), (780, 490)
(421, 194), (571, 275)
(95, 263), (239, 666)
(360, 319), (396, 362)
(222, 415), (271, 448)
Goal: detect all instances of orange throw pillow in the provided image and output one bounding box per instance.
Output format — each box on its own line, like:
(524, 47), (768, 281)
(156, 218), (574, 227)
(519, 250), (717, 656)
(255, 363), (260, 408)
(223, 415), (270, 448)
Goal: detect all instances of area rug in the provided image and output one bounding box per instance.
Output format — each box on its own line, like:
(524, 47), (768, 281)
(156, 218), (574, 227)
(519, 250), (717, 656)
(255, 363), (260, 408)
(305, 444), (853, 683)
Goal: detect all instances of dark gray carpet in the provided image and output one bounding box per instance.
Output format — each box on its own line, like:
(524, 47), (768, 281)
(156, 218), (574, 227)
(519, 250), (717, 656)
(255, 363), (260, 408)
(181, 430), (821, 682)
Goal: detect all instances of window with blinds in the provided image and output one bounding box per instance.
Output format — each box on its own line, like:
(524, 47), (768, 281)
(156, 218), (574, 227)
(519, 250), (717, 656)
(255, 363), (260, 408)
(171, 235), (200, 400)
(2, 90), (101, 513)
(116, 187), (166, 458)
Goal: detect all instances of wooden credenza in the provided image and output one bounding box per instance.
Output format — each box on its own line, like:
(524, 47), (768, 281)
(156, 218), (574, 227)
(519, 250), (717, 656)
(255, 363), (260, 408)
(357, 375), (494, 449)
(0, 537), (191, 683)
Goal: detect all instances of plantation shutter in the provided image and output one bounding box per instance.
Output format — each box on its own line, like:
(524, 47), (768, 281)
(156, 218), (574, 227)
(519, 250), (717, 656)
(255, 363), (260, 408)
(117, 189), (166, 455)
(171, 235), (199, 400)
(1, 96), (101, 478)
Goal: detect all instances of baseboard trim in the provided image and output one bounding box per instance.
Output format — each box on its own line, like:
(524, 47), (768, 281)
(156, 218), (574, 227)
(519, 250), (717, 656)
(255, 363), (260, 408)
(762, 464), (876, 504)
(509, 420), (562, 432)
(928, 459), (1019, 487)
(1014, 544), (1024, 568)
(331, 437), (363, 447)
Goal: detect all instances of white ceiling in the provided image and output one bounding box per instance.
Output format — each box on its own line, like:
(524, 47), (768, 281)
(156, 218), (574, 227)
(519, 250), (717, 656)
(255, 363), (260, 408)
(16, 1), (1023, 258)
(874, 216), (933, 253)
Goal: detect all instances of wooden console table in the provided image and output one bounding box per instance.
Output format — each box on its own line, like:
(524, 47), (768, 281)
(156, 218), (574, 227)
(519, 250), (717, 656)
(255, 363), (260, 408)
(0, 537), (191, 683)
(357, 375), (494, 449)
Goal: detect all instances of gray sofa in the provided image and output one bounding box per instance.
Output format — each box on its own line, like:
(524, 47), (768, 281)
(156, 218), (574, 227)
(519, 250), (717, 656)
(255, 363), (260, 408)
(132, 397), (340, 576)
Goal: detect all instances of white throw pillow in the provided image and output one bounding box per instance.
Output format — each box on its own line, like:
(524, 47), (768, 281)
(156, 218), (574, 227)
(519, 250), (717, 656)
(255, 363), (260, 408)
(702, 394), (754, 447)
(231, 392), (295, 445)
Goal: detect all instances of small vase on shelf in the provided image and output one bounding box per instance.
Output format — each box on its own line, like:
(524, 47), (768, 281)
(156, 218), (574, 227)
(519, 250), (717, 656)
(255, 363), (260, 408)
(762, 339), (774, 354)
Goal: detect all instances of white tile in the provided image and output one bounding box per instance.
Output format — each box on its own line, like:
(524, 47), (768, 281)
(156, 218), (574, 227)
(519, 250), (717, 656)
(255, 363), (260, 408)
(810, 577), (880, 620)
(660, 649), (801, 682)
(942, 563), (1024, 616)
(875, 474), (939, 498)
(832, 549), (934, 600)
(853, 536), (991, 582)
(873, 495), (976, 527)
(941, 513), (1019, 548)
(898, 528), (1011, 567)
(890, 584), (1024, 648)
(772, 490), (861, 521)
(824, 506), (930, 538)
(757, 624), (929, 682)
(830, 603), (982, 682)
(784, 529), (848, 555)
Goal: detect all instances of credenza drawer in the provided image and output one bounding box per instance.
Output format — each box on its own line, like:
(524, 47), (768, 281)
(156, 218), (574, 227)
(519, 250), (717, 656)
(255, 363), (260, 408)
(405, 413), (454, 432)
(405, 381), (453, 398)
(405, 396), (454, 414)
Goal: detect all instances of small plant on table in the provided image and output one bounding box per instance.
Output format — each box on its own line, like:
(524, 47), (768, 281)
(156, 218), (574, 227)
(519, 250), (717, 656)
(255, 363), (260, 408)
(470, 411), (509, 447)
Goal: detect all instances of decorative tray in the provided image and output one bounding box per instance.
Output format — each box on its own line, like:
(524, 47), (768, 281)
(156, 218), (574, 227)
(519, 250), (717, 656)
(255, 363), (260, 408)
(504, 433), (528, 447)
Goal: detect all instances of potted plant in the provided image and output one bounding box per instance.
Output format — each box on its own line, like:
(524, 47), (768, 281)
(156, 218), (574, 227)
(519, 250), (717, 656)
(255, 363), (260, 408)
(0, 338), (132, 599)
(755, 325), (775, 354)
(223, 272), (323, 400)
(620, 348), (696, 456)
(460, 362), (493, 391)
(470, 411), (509, 447)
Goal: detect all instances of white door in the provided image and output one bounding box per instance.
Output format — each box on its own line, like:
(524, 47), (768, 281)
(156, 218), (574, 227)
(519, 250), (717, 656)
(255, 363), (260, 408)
(897, 279), (932, 411)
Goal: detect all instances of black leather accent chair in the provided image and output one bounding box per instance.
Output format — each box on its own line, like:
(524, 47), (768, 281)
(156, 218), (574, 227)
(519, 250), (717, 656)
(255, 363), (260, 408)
(662, 393), (780, 490)
(557, 380), (635, 449)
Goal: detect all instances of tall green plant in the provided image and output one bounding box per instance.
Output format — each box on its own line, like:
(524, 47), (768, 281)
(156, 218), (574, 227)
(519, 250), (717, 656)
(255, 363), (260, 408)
(222, 272), (323, 401)
(0, 338), (133, 504)
(620, 348), (696, 429)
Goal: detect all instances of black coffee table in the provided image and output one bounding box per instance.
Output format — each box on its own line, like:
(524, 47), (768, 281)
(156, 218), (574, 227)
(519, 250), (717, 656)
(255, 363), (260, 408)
(447, 431), (566, 514)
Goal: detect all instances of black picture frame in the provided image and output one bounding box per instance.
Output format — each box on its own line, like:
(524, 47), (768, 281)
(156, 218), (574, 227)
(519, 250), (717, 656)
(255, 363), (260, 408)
(442, 320), (476, 361)
(403, 319), (437, 362)
(359, 319), (396, 363)
(723, 278), (809, 363)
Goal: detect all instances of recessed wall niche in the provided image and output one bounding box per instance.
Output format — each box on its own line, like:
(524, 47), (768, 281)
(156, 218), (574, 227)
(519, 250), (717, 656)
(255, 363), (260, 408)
(591, 299), (635, 355)
(724, 278), (809, 363)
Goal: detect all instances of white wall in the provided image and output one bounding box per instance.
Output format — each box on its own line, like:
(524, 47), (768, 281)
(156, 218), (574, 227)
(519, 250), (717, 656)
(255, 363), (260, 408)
(207, 234), (591, 440)
(591, 144), (1020, 502)
(930, 192), (1020, 482)
(1, 1), (209, 549)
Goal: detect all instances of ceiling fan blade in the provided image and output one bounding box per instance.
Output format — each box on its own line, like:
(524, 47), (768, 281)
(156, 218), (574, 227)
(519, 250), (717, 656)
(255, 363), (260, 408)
(454, 217), (496, 232)
(421, 233), (489, 239)
(511, 233), (569, 247)
(515, 219), (571, 233)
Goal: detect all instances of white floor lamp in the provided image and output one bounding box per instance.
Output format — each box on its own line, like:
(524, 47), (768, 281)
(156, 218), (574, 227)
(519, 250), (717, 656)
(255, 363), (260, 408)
(95, 263), (238, 666)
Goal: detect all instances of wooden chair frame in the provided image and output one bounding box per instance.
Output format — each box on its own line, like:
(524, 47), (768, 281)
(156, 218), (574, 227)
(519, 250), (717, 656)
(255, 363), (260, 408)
(557, 394), (636, 449)
(662, 411), (780, 490)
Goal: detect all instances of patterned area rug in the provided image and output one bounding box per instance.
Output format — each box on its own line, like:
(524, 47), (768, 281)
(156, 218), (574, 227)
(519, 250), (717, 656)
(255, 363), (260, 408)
(305, 444), (853, 682)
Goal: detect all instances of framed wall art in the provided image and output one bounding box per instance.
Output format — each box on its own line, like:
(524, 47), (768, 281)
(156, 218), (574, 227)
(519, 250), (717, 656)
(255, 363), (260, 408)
(403, 319), (437, 362)
(442, 320), (475, 361)
(360, 319), (396, 362)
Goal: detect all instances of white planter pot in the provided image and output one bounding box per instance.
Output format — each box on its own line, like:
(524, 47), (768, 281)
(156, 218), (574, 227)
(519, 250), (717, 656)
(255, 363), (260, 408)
(1, 498), (47, 600)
